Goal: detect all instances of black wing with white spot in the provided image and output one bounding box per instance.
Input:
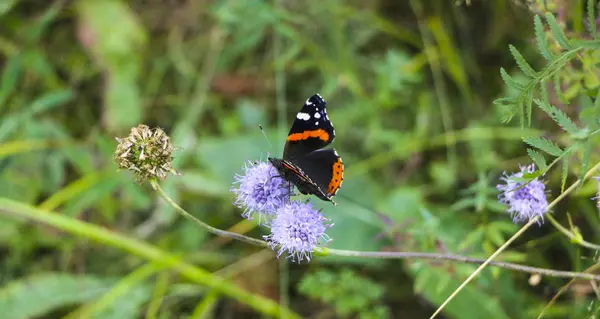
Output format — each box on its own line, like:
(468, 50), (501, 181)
(283, 94), (335, 160)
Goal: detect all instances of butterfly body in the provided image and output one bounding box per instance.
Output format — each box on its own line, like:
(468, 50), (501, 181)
(268, 94), (343, 205)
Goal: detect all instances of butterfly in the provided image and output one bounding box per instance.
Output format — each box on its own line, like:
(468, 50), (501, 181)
(268, 94), (343, 205)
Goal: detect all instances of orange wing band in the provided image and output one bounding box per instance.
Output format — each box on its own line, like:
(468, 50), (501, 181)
(287, 129), (329, 142)
(327, 157), (344, 195)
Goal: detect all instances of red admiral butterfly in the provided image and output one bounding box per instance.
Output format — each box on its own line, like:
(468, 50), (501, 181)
(268, 94), (343, 205)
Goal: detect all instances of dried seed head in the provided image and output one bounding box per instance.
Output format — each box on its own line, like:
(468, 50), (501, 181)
(114, 124), (180, 183)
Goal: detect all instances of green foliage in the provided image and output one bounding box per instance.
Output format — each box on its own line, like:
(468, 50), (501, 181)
(0, 273), (124, 319)
(1, 1), (599, 318)
(298, 269), (390, 319)
(495, 3), (600, 191)
(493, 11), (594, 125)
(523, 136), (563, 157)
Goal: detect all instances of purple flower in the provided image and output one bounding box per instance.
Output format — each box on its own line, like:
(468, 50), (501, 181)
(264, 201), (333, 262)
(231, 160), (291, 223)
(497, 164), (549, 224)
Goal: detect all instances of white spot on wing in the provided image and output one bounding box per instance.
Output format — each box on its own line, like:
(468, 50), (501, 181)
(296, 112), (310, 121)
(314, 112), (321, 119)
(306, 99), (313, 106)
(315, 121), (319, 125)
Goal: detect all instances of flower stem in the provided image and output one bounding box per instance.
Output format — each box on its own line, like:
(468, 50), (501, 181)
(546, 213), (600, 250)
(430, 161), (600, 319)
(150, 179), (267, 247)
(319, 248), (600, 280)
(150, 178), (600, 281)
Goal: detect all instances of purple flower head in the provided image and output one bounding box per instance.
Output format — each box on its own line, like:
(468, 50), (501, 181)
(264, 201), (333, 262)
(497, 164), (549, 225)
(231, 160), (291, 223)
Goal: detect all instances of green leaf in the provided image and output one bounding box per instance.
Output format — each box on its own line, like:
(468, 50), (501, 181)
(458, 226), (484, 251)
(561, 154), (570, 192)
(486, 224), (505, 247)
(0, 273), (114, 319)
(509, 45), (537, 78)
(492, 97), (517, 106)
(545, 12), (572, 49)
(534, 15), (553, 60)
(522, 136), (563, 157)
(587, 0), (597, 38)
(27, 89), (73, 115)
(533, 99), (579, 134)
(519, 99), (526, 127)
(525, 88), (534, 126)
(527, 148), (547, 170)
(578, 139), (592, 184)
(499, 67), (524, 90)
(0, 54), (21, 109)
(498, 102), (518, 123)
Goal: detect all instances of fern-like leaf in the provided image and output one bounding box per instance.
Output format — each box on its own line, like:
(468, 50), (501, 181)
(522, 136), (563, 157)
(561, 154), (570, 192)
(500, 67), (525, 90)
(587, 0), (597, 39)
(578, 139), (591, 185)
(519, 99), (525, 127)
(526, 89), (534, 126)
(509, 45), (538, 78)
(493, 98), (519, 123)
(534, 15), (553, 60)
(492, 97), (517, 106)
(545, 13), (572, 49)
(533, 99), (579, 134)
(527, 148), (547, 170)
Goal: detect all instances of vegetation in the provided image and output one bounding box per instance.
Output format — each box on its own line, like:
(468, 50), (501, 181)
(1, 0), (600, 318)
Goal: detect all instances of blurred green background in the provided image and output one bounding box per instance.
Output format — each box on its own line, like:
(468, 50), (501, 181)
(1, 0), (600, 318)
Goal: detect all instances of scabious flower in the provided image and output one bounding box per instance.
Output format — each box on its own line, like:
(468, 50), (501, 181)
(497, 164), (549, 224)
(114, 124), (179, 183)
(264, 201), (333, 262)
(231, 160), (292, 223)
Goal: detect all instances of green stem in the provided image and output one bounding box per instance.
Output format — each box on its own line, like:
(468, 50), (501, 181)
(546, 213), (600, 250)
(0, 198), (300, 319)
(151, 177), (600, 281)
(150, 179), (266, 247)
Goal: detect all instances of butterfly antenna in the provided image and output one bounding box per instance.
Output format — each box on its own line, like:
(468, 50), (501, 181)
(258, 124), (272, 150)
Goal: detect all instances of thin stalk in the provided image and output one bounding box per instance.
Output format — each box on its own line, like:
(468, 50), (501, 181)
(537, 262), (600, 319)
(546, 213), (600, 250)
(151, 177), (600, 281)
(150, 179), (267, 247)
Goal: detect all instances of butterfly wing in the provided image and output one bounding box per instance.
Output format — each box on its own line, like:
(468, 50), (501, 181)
(290, 149), (344, 199)
(283, 94), (335, 160)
